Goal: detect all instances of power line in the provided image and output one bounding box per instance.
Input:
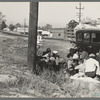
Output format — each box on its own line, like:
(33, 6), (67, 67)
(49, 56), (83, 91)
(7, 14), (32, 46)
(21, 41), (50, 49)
(76, 2), (84, 23)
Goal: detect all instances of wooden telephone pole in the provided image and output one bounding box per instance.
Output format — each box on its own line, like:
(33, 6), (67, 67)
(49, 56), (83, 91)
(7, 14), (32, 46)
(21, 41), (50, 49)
(28, 2), (38, 72)
(76, 2), (84, 23)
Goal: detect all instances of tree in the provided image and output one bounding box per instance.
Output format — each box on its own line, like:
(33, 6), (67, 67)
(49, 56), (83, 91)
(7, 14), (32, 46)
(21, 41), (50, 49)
(39, 24), (52, 31)
(0, 12), (6, 30)
(68, 20), (79, 29)
(15, 23), (22, 28)
(9, 24), (15, 31)
(1, 21), (7, 30)
(27, 2), (38, 73)
(45, 24), (52, 31)
(0, 12), (6, 21)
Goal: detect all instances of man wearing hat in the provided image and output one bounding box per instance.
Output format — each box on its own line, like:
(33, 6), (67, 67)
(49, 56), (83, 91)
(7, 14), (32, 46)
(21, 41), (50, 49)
(85, 53), (100, 78)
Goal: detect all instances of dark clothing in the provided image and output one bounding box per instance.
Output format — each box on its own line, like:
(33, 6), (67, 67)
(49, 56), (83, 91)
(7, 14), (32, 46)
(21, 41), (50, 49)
(85, 71), (96, 78)
(73, 59), (79, 66)
(85, 65), (97, 78)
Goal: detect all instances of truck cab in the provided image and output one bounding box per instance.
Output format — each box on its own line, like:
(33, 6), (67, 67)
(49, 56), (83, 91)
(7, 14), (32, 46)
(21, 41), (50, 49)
(75, 29), (100, 54)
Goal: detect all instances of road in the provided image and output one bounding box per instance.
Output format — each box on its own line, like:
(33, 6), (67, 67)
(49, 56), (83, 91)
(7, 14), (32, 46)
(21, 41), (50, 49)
(0, 31), (28, 39)
(0, 31), (74, 59)
(39, 39), (74, 59)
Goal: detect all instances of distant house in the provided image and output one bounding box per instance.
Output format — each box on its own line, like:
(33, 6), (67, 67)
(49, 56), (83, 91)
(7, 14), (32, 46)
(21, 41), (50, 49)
(17, 27), (28, 34)
(50, 29), (65, 40)
(42, 31), (50, 36)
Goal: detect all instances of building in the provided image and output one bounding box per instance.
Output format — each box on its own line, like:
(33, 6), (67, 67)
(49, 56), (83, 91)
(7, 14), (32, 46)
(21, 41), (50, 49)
(50, 29), (65, 40)
(17, 27), (28, 34)
(64, 27), (75, 41)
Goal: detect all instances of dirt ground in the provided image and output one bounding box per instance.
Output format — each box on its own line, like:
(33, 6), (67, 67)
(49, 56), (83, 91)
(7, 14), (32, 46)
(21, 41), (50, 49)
(0, 33), (100, 98)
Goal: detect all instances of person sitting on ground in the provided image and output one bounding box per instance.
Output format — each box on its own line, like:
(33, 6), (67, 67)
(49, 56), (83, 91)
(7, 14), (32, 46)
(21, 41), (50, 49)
(73, 48), (88, 76)
(72, 49), (79, 74)
(85, 54), (100, 78)
(42, 48), (54, 62)
(74, 60), (85, 77)
(42, 48), (51, 56)
(69, 48), (75, 56)
(48, 56), (56, 71)
(79, 48), (89, 63)
(52, 51), (59, 59)
(67, 53), (75, 76)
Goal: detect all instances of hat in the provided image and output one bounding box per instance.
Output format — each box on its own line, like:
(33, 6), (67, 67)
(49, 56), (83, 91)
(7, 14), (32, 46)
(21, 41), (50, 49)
(43, 53), (49, 58)
(50, 57), (55, 61)
(73, 54), (79, 59)
(89, 54), (95, 57)
(74, 46), (78, 49)
(96, 53), (99, 56)
(53, 51), (58, 54)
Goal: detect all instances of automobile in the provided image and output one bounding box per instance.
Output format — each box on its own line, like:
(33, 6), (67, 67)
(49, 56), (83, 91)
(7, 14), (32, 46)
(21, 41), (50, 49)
(75, 28), (100, 54)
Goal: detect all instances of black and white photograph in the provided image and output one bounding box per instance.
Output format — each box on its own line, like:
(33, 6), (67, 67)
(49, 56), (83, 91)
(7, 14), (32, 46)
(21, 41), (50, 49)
(0, 1), (100, 98)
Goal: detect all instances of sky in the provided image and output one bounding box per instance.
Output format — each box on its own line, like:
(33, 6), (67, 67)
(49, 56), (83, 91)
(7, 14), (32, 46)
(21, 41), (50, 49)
(0, 2), (100, 28)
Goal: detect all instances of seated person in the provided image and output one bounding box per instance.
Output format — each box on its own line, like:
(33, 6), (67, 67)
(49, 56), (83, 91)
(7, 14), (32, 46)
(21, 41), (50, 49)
(67, 53), (74, 76)
(79, 48), (89, 63)
(72, 49), (79, 73)
(52, 50), (59, 59)
(85, 54), (100, 78)
(42, 48), (51, 56)
(74, 60), (85, 77)
(69, 48), (75, 56)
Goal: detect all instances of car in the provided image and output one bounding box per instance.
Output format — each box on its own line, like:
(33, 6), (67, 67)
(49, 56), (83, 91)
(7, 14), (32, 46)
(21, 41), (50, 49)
(75, 28), (100, 54)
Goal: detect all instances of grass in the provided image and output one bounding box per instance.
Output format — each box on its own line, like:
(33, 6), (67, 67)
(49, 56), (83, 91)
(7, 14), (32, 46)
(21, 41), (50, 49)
(0, 36), (100, 97)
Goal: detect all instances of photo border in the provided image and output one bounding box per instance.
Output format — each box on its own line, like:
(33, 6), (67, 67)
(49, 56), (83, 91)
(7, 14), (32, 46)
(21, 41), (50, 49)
(0, 0), (100, 100)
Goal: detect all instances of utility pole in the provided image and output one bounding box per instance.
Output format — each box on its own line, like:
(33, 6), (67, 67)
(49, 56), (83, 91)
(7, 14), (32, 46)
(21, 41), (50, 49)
(97, 18), (100, 24)
(28, 2), (38, 73)
(76, 2), (84, 23)
(24, 18), (26, 34)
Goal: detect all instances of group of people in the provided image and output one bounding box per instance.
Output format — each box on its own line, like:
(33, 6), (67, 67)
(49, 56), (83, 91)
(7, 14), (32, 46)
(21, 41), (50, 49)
(67, 47), (100, 80)
(36, 48), (66, 74)
(37, 46), (100, 80)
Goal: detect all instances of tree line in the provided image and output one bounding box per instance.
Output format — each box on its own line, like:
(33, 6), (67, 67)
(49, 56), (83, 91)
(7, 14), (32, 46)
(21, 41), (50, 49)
(0, 11), (99, 32)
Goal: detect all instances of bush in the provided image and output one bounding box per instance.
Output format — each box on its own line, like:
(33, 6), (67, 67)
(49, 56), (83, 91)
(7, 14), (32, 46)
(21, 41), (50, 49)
(9, 24), (15, 31)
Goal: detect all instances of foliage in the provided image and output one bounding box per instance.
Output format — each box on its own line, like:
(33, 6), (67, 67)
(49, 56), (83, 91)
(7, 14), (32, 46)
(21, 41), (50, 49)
(1, 21), (7, 30)
(9, 24), (15, 31)
(0, 12), (6, 30)
(15, 23), (22, 28)
(0, 12), (6, 21)
(38, 24), (52, 31)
